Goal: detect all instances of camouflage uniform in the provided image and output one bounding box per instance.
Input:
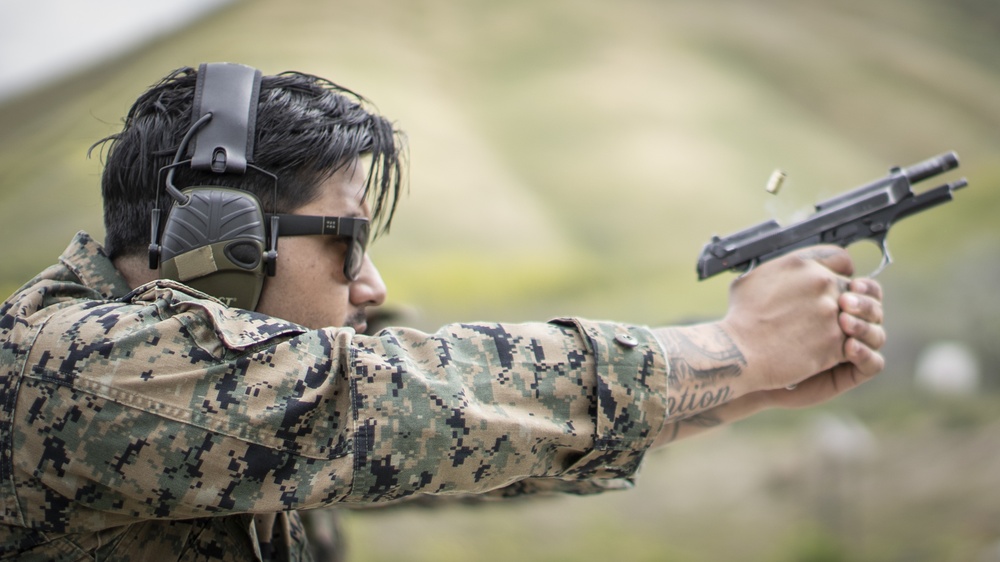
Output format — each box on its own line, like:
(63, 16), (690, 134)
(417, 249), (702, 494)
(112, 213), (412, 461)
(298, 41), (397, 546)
(0, 232), (669, 561)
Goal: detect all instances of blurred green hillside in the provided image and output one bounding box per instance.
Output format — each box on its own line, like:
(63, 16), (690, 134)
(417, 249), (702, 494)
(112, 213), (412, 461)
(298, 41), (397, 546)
(1, 0), (999, 560)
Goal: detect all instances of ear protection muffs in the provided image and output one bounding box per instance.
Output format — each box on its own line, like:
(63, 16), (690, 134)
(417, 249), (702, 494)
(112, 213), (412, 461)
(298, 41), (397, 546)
(148, 62), (279, 310)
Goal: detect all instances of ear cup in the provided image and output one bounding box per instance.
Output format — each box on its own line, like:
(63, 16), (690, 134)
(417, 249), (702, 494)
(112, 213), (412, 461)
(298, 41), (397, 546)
(224, 241), (263, 268)
(158, 187), (267, 309)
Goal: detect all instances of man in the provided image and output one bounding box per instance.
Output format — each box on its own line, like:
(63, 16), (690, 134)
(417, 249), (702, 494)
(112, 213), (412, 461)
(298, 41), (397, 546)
(0, 64), (885, 560)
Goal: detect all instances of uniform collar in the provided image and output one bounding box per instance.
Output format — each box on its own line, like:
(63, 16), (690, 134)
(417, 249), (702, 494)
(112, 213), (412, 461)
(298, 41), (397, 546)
(58, 231), (132, 300)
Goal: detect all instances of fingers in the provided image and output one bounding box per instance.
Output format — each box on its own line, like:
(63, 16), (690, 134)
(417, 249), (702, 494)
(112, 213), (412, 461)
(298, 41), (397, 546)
(850, 277), (883, 301)
(839, 277), (885, 344)
(840, 310), (885, 349)
(839, 291), (883, 333)
(844, 338), (886, 378)
(792, 245), (855, 277)
(768, 358), (884, 410)
(838, 276), (886, 379)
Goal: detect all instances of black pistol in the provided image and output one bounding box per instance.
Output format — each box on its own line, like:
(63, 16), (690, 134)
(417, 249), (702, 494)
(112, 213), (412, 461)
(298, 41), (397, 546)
(696, 151), (968, 280)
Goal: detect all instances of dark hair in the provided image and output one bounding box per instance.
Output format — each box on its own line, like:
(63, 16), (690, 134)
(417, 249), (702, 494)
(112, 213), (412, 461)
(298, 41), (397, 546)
(92, 66), (406, 259)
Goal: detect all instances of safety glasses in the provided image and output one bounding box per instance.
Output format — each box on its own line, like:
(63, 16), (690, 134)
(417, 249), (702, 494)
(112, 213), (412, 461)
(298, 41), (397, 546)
(267, 214), (370, 281)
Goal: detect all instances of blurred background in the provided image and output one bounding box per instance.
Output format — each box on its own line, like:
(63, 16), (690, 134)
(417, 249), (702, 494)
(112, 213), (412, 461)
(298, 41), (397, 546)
(1, 0), (999, 560)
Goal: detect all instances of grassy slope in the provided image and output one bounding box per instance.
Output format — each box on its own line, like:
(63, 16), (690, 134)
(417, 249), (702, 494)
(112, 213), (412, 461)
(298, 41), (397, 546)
(1, 0), (999, 560)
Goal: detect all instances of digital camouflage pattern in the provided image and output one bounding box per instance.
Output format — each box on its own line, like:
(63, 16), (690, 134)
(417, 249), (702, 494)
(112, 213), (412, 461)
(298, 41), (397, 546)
(0, 232), (669, 561)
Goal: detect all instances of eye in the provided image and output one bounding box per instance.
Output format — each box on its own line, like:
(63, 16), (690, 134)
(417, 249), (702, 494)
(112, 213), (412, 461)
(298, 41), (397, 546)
(327, 237), (350, 251)
(326, 237), (352, 272)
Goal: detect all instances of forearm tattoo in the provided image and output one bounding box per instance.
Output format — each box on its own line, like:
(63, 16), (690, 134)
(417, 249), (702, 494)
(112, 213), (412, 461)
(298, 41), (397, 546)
(660, 325), (746, 422)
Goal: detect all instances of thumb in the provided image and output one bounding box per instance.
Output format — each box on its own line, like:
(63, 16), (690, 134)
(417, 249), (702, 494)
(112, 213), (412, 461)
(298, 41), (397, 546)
(791, 245), (855, 277)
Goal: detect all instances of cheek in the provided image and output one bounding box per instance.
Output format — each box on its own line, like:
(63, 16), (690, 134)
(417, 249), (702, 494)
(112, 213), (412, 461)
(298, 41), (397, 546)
(278, 238), (331, 281)
(257, 239), (353, 328)
(254, 242), (311, 313)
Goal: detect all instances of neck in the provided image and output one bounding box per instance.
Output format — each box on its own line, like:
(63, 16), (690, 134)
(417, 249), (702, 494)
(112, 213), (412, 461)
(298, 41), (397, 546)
(113, 254), (158, 290)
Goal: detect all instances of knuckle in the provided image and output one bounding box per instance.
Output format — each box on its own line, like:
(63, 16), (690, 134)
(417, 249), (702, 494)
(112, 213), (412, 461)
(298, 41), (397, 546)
(850, 342), (885, 378)
(845, 313), (866, 337)
(821, 296), (841, 319)
(854, 295), (875, 317)
(847, 339), (867, 362)
(858, 296), (883, 324)
(867, 279), (885, 300)
(808, 270), (838, 296)
(847, 314), (887, 351)
(782, 252), (811, 272)
(844, 293), (883, 324)
(855, 278), (885, 302)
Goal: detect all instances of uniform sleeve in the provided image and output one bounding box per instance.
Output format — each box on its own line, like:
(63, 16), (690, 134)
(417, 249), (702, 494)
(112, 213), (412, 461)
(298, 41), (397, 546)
(349, 317), (668, 500)
(11, 281), (668, 532)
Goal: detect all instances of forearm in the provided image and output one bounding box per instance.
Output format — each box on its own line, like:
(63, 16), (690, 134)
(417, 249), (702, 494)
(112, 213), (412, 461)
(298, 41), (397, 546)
(645, 322), (771, 447)
(652, 393), (768, 447)
(652, 322), (753, 424)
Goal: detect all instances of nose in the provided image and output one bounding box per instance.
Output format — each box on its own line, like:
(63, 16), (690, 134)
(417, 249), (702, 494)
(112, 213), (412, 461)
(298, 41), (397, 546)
(350, 253), (387, 308)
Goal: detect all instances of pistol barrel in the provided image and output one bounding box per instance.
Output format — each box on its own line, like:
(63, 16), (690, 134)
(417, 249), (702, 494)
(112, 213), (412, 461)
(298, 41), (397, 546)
(903, 151), (959, 183)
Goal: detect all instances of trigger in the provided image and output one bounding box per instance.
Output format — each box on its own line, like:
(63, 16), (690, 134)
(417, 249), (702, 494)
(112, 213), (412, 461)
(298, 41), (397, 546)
(869, 238), (892, 277)
(737, 259), (758, 280)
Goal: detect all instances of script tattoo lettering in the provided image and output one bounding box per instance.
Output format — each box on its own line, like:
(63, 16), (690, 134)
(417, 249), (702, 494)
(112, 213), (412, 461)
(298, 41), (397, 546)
(666, 384), (731, 419)
(661, 324), (746, 422)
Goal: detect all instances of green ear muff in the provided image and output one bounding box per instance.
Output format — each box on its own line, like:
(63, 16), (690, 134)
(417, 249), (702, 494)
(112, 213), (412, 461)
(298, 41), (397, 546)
(158, 187), (267, 309)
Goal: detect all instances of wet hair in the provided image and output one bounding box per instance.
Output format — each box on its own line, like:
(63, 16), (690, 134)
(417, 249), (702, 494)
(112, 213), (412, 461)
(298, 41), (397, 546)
(92, 66), (406, 258)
